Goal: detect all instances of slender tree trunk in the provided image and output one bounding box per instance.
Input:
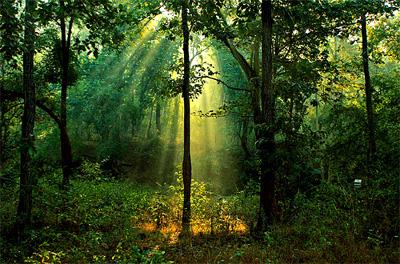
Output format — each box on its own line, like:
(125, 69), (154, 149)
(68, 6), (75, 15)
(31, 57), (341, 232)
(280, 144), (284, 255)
(16, 0), (36, 240)
(0, 66), (3, 170)
(0, 86), (4, 172)
(147, 104), (154, 138)
(361, 14), (376, 162)
(315, 95), (319, 131)
(156, 101), (161, 135)
(60, 126), (72, 185)
(257, 0), (276, 232)
(181, 0), (192, 236)
(252, 40), (260, 75)
(60, 0), (73, 187)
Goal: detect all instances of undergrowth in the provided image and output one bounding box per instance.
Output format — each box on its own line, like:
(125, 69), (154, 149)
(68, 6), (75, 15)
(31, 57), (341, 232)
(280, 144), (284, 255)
(1, 163), (398, 263)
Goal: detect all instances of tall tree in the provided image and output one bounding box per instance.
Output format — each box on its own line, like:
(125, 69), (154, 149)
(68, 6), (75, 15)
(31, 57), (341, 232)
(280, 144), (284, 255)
(181, 0), (192, 236)
(191, 0), (277, 231)
(188, 0), (358, 231)
(156, 102), (161, 135)
(15, 0), (36, 239)
(328, 0), (396, 164)
(257, 0), (275, 231)
(59, 0), (73, 186)
(37, 0), (152, 186)
(361, 13), (376, 162)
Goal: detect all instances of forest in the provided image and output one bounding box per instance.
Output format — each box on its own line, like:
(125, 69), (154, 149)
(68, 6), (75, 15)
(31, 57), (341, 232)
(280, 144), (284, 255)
(0, 0), (399, 263)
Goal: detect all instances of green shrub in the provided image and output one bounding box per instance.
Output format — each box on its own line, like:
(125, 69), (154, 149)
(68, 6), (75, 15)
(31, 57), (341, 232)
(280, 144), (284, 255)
(79, 160), (103, 181)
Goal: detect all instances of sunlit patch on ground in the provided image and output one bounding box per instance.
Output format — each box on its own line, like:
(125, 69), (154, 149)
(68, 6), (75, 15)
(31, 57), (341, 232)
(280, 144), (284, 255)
(140, 222), (157, 233)
(134, 218), (249, 246)
(232, 222), (248, 234)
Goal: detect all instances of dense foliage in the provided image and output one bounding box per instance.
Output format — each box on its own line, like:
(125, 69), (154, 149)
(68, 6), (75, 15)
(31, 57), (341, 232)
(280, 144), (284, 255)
(0, 0), (399, 263)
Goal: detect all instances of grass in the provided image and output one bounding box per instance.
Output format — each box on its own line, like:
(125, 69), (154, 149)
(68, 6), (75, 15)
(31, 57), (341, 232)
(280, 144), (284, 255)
(1, 171), (398, 263)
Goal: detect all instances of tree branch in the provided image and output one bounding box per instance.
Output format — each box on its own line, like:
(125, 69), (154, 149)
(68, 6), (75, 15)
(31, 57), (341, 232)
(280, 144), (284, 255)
(195, 75), (250, 92)
(206, 3), (257, 81)
(1, 89), (61, 127)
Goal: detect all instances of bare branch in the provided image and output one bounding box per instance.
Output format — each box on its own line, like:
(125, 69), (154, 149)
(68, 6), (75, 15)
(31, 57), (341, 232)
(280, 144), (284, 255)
(194, 75), (250, 92)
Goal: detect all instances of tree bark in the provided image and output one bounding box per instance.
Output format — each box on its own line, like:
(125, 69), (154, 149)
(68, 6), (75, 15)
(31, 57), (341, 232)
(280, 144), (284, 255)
(60, 0), (74, 187)
(16, 0), (36, 240)
(253, 40), (260, 76)
(361, 14), (376, 162)
(0, 86), (4, 172)
(257, 0), (276, 232)
(181, 0), (192, 236)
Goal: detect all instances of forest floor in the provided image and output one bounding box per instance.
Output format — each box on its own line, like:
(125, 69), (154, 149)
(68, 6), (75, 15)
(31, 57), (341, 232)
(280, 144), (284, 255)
(1, 175), (398, 263)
